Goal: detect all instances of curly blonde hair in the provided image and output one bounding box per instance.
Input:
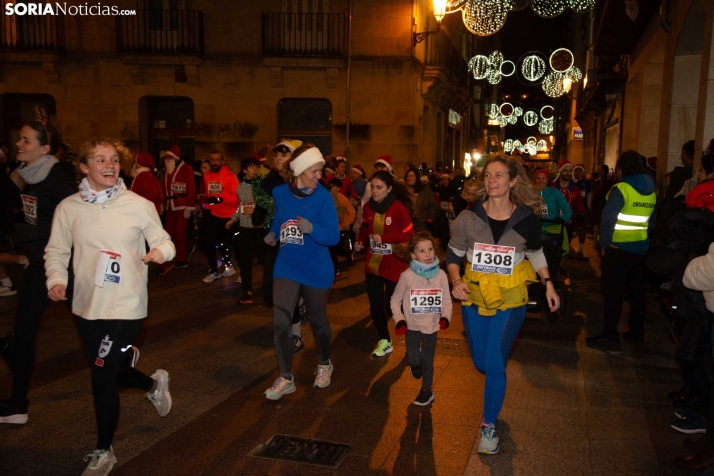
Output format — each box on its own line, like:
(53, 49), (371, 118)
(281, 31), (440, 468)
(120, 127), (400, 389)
(475, 153), (541, 212)
(78, 139), (126, 166)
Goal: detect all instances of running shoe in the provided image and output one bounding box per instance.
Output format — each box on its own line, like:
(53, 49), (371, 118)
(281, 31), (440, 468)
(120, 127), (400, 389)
(372, 339), (393, 357)
(0, 286), (17, 297)
(158, 263), (174, 276)
(173, 261), (188, 269)
(293, 336), (305, 354)
(82, 446), (116, 476)
(264, 376), (296, 401)
(478, 424), (499, 454)
(202, 272), (222, 283)
(0, 400), (28, 424)
(671, 415), (708, 434)
(412, 388), (434, 406)
(410, 365), (423, 380)
(675, 408), (703, 420)
(313, 361), (334, 388)
(239, 293), (253, 304)
(147, 369), (172, 417)
(222, 265), (236, 278)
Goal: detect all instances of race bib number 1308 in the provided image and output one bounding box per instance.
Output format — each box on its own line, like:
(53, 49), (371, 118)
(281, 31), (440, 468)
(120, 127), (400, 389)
(471, 243), (515, 275)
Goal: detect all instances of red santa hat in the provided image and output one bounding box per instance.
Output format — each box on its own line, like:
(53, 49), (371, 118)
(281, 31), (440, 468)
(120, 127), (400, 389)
(163, 145), (181, 161)
(135, 152), (156, 171)
(558, 160), (573, 174)
(533, 168), (551, 183)
(351, 164), (365, 176)
(375, 154), (393, 172)
(251, 151), (266, 163)
(335, 155), (347, 162)
(573, 163), (585, 172)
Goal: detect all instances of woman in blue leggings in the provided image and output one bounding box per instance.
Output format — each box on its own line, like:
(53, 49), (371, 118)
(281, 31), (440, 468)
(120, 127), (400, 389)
(446, 155), (559, 454)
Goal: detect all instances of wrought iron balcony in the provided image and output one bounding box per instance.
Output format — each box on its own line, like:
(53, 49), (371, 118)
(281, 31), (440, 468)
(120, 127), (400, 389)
(0, 9), (65, 51)
(262, 12), (347, 58)
(116, 10), (204, 55)
(424, 29), (469, 90)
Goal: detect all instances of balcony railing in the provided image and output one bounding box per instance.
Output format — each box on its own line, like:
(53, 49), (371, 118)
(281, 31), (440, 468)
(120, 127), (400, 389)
(262, 13), (347, 58)
(0, 8), (65, 51)
(116, 10), (204, 54)
(425, 29), (469, 89)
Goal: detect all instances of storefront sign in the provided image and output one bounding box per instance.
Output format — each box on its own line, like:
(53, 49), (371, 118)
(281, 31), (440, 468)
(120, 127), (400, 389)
(573, 129), (583, 140)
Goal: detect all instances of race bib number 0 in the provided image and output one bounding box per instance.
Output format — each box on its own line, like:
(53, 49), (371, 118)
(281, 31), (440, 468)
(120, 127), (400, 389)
(370, 238), (392, 255)
(207, 182), (222, 194)
(536, 203), (548, 217)
(240, 201), (255, 215)
(471, 243), (515, 275)
(21, 194), (37, 225)
(93, 250), (122, 288)
(171, 182), (187, 194)
(280, 220), (303, 246)
(410, 289), (443, 314)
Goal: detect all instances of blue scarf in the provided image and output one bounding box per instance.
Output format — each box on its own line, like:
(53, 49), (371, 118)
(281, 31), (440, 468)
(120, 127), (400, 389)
(410, 256), (440, 279)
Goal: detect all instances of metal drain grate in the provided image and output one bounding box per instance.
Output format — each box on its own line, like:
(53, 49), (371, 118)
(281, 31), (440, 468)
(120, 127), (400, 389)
(251, 434), (350, 467)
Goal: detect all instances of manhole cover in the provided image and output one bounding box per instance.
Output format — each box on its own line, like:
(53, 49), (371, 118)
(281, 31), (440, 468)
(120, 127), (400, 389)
(251, 434), (350, 467)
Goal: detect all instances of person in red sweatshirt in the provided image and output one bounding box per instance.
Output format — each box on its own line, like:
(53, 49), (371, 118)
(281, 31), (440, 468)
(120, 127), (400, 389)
(160, 145), (197, 275)
(199, 150), (240, 283)
(130, 152), (164, 215)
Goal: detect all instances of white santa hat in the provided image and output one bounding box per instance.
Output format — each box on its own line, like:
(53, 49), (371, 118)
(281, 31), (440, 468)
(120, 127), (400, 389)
(290, 146), (325, 176)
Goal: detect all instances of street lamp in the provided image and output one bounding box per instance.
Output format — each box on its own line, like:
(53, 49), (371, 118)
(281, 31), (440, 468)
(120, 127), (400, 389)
(413, 0), (447, 46)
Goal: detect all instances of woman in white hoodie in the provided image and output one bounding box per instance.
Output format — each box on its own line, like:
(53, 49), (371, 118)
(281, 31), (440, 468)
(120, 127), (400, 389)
(45, 139), (176, 476)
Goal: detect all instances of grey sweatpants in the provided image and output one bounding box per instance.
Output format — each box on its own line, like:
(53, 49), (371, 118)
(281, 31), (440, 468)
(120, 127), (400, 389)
(273, 278), (331, 378)
(406, 330), (438, 389)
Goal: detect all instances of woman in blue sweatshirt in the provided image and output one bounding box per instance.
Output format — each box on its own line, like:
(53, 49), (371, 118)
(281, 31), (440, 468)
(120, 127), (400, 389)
(262, 144), (340, 400)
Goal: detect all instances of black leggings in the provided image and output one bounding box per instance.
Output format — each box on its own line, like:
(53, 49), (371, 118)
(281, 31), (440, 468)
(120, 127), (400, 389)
(234, 227), (267, 295)
(198, 213), (233, 274)
(76, 317), (154, 450)
(273, 278), (331, 378)
(365, 273), (397, 341)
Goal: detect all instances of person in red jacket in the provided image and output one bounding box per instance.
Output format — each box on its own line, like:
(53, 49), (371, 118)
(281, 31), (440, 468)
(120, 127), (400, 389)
(199, 151), (240, 283)
(355, 170), (415, 357)
(130, 152), (163, 215)
(160, 145), (197, 275)
(553, 160), (584, 245)
(332, 156), (359, 199)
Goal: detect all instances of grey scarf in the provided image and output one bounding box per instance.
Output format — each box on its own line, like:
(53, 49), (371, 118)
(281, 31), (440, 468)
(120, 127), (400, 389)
(17, 155), (58, 184)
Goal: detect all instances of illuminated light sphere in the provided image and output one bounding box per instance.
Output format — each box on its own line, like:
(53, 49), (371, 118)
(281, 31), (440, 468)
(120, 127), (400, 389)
(468, 55), (491, 80)
(489, 104), (500, 120)
(539, 118), (554, 134)
(537, 140), (548, 151)
(527, 136), (537, 146)
(549, 48), (574, 73)
(542, 71), (566, 98)
(507, 114), (518, 125)
(521, 55), (547, 82)
(514, 107), (523, 117)
(523, 110), (538, 127)
(487, 69), (503, 84)
(462, 0), (510, 36)
(488, 50), (505, 67)
(525, 143), (538, 155)
(565, 65), (583, 82)
(500, 60), (516, 77)
(540, 105), (555, 120)
(504, 139), (514, 153)
(569, 0), (595, 13)
(446, 0), (468, 10)
(512, 0), (531, 11)
(497, 115), (509, 127)
(513, 140), (523, 150)
(531, 0), (569, 18)
(500, 102), (514, 116)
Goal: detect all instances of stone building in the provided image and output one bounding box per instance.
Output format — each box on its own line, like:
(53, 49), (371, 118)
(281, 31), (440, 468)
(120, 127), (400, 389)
(0, 0), (474, 174)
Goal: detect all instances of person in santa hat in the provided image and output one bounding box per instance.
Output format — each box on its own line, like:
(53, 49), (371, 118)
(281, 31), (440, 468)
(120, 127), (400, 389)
(374, 154), (393, 173)
(130, 153), (164, 216)
(160, 146), (196, 274)
(350, 164), (368, 200)
(553, 160), (584, 251)
(572, 164), (592, 256)
(332, 156), (359, 200)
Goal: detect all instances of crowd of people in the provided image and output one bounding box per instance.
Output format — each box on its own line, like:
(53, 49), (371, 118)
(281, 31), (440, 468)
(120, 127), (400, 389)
(4, 108), (714, 473)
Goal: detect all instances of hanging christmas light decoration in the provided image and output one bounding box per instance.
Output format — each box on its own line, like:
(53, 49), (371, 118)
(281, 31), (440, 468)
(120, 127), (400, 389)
(539, 118), (554, 134)
(513, 140), (523, 150)
(531, 0), (569, 18)
(446, 0), (468, 10)
(497, 115), (509, 127)
(540, 105), (555, 120)
(569, 0), (595, 13)
(537, 140), (548, 151)
(522, 55), (547, 82)
(527, 136), (537, 146)
(512, 0), (531, 10)
(508, 114), (518, 125)
(461, 0), (511, 36)
(488, 50), (504, 67)
(468, 55), (491, 80)
(542, 71), (566, 98)
(489, 104), (499, 120)
(549, 48), (574, 73)
(488, 70), (503, 84)
(504, 139), (514, 153)
(514, 107), (523, 117)
(525, 143), (538, 155)
(500, 60), (516, 77)
(523, 110), (539, 127)
(565, 65), (583, 82)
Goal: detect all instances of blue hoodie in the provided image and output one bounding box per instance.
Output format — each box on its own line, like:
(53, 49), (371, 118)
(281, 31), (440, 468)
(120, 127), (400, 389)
(599, 173), (656, 255)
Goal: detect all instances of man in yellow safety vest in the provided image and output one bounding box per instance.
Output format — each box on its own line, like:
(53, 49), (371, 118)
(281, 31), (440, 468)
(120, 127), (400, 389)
(586, 150), (656, 344)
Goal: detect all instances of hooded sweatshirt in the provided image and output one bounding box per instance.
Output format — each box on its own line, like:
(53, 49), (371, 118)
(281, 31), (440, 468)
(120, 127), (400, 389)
(201, 165), (239, 219)
(599, 173), (657, 254)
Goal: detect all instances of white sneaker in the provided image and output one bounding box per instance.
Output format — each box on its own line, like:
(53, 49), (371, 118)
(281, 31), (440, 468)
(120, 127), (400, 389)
(147, 369), (172, 417)
(478, 424), (499, 454)
(264, 376), (296, 401)
(0, 286), (16, 297)
(222, 265), (236, 278)
(81, 446), (117, 476)
(314, 361), (334, 388)
(202, 272), (222, 283)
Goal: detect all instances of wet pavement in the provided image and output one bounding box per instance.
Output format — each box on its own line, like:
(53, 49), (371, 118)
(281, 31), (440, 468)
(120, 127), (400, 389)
(0, 235), (699, 475)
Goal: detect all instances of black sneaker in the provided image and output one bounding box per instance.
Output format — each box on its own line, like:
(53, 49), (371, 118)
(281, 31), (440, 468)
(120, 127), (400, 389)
(410, 365), (423, 380)
(293, 336), (305, 354)
(585, 333), (619, 343)
(412, 388), (434, 406)
(0, 400), (28, 425)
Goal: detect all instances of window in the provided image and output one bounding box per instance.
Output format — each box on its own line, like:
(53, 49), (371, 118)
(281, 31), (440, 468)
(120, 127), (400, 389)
(278, 98), (332, 155)
(139, 96), (195, 165)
